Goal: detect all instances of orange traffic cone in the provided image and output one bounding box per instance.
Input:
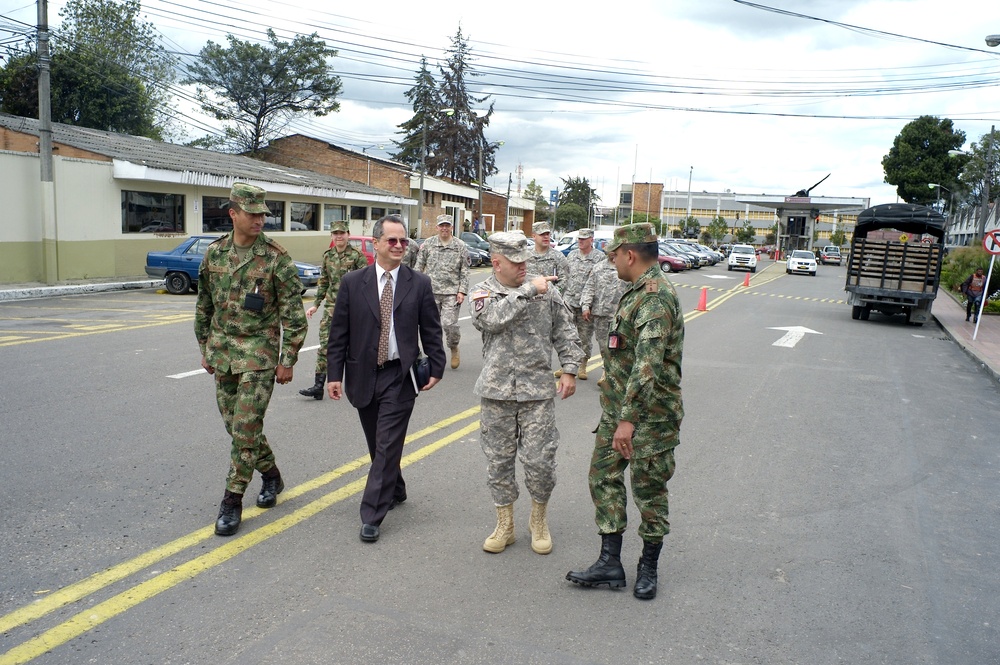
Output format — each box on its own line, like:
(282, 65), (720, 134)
(743, 272), (751, 287)
(696, 287), (708, 311)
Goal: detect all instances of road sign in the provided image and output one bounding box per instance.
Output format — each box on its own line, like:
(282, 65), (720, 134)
(983, 229), (1000, 255)
(549, 189), (558, 205)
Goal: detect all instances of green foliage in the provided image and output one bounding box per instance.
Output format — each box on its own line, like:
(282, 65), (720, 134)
(559, 176), (598, 209)
(391, 57), (441, 169)
(942, 246), (999, 295)
(735, 221), (756, 244)
(671, 228), (682, 238)
(184, 29), (341, 154)
(700, 231), (713, 245)
(681, 215), (700, 238)
(829, 227), (847, 248)
(628, 212), (662, 235)
(956, 128), (999, 207)
(553, 202), (586, 230)
(882, 115), (966, 207)
(707, 215), (728, 244)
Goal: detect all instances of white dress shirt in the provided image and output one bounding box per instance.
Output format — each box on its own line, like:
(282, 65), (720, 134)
(374, 263), (400, 361)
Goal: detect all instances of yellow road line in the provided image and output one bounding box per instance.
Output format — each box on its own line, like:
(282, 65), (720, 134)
(0, 421), (480, 665)
(0, 406), (481, 636)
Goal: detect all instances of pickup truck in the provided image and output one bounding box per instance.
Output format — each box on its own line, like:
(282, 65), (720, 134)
(845, 203), (945, 325)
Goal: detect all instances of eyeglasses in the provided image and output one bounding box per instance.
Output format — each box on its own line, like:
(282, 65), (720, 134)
(381, 237), (410, 248)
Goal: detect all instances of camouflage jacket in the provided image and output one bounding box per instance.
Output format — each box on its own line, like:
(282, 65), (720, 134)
(195, 233), (308, 374)
(402, 241), (420, 268)
(416, 236), (470, 295)
(470, 273), (583, 402)
(314, 245), (367, 308)
(525, 247), (569, 293)
(600, 264), (684, 429)
(581, 257), (628, 317)
(562, 247), (607, 307)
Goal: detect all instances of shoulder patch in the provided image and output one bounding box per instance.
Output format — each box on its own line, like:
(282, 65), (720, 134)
(645, 281), (659, 293)
(471, 288), (492, 300)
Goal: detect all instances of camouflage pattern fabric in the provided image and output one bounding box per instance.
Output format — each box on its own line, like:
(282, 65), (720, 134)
(215, 369), (277, 494)
(590, 416), (676, 542)
(480, 397), (559, 505)
(195, 233), (308, 372)
(525, 247), (569, 293)
(581, 258), (629, 366)
(312, 245), (367, 374)
(470, 272), (583, 401)
(402, 241), (420, 268)
(562, 247), (606, 308)
(434, 294), (462, 349)
(415, 236), (470, 296)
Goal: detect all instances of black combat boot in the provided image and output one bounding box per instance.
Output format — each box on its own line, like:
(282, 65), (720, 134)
(633, 539), (663, 600)
(215, 490), (243, 536)
(565, 533), (626, 588)
(298, 373), (325, 400)
(256, 466), (284, 508)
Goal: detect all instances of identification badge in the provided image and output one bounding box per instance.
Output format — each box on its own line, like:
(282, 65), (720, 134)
(608, 332), (620, 349)
(243, 278), (265, 312)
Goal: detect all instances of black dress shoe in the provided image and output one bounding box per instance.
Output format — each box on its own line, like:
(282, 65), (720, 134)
(388, 491), (407, 510)
(360, 523), (380, 542)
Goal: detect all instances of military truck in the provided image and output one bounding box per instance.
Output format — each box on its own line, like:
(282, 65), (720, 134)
(845, 203), (946, 325)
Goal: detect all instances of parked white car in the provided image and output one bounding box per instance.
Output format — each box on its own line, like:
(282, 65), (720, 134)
(727, 244), (758, 273)
(786, 250), (818, 276)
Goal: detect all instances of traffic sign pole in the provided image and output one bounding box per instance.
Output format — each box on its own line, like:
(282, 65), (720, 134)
(973, 254), (995, 341)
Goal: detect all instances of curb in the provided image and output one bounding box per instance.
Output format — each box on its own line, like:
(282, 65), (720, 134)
(933, 290), (1000, 386)
(0, 280), (163, 302)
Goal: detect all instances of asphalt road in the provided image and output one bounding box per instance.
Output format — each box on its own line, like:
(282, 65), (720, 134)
(1, 259), (998, 665)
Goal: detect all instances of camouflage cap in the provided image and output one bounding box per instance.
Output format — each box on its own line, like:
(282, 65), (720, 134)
(330, 221), (349, 233)
(607, 223), (657, 252)
(229, 183), (271, 215)
(436, 214), (454, 226)
(532, 221), (552, 235)
(489, 231), (532, 263)
(578, 228), (594, 238)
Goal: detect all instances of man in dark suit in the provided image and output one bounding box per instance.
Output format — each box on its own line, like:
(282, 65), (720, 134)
(326, 214), (447, 542)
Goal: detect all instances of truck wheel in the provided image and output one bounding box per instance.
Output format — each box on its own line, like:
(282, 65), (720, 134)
(852, 305), (862, 320)
(751, 267), (756, 273)
(860, 306), (870, 321)
(165, 272), (192, 295)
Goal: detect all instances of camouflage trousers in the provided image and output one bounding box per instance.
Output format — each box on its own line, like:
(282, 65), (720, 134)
(591, 314), (613, 367)
(434, 294), (462, 349)
(572, 306), (596, 362)
(589, 417), (678, 543)
(479, 397), (559, 506)
(313, 304), (335, 376)
(215, 368), (277, 495)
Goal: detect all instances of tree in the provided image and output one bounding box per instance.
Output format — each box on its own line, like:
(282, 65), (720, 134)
(391, 57), (441, 168)
(629, 212), (662, 235)
(829, 227), (846, 248)
(559, 176), (599, 209)
(0, 0), (172, 139)
(553, 202), (586, 231)
(524, 179), (550, 222)
(682, 215), (700, 238)
(422, 27), (496, 184)
(956, 127), (999, 208)
(184, 29), (342, 154)
(707, 215), (728, 245)
(735, 222), (756, 245)
(882, 116), (966, 206)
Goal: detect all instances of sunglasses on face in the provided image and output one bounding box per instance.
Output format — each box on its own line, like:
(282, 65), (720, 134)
(381, 237), (410, 248)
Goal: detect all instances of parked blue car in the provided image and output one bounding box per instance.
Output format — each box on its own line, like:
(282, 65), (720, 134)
(145, 235), (321, 295)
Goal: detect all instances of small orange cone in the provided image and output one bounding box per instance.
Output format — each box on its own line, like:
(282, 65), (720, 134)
(696, 287), (708, 311)
(743, 272), (751, 287)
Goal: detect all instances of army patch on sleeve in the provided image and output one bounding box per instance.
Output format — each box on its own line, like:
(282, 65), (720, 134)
(645, 281), (659, 293)
(471, 288), (491, 312)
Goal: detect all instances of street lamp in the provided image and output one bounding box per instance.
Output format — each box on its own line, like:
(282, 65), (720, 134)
(986, 34), (1000, 47)
(927, 183), (950, 213)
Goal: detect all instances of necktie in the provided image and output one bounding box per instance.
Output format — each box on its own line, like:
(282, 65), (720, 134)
(377, 273), (393, 366)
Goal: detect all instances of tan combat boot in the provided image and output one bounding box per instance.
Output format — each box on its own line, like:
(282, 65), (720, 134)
(529, 499), (553, 554)
(577, 365), (588, 380)
(483, 504), (515, 553)
(450, 346), (460, 369)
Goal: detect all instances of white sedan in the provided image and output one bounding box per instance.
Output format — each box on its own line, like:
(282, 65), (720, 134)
(786, 250), (817, 276)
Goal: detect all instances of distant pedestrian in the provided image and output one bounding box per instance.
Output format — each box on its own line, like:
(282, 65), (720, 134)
(416, 214), (470, 369)
(525, 221), (569, 290)
(961, 267), (987, 323)
(558, 228), (605, 380)
(566, 223), (684, 600)
(299, 222), (367, 399)
(195, 183), (308, 537)
(471, 231), (583, 555)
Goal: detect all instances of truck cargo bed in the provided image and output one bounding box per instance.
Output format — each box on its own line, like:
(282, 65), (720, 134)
(846, 239), (941, 296)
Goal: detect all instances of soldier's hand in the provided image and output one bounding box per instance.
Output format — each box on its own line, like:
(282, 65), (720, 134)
(328, 381), (343, 400)
(556, 373), (576, 399)
(582, 309), (592, 322)
(530, 275), (559, 294)
(456, 293), (465, 305)
(200, 356), (215, 375)
(612, 421), (635, 459)
(306, 305), (318, 318)
(275, 365), (293, 384)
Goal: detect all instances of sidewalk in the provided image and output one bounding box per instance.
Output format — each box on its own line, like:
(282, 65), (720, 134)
(931, 289), (1000, 385)
(0, 278), (161, 302)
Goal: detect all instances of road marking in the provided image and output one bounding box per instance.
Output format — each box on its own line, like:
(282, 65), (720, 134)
(0, 405), (481, 642)
(167, 369), (207, 379)
(768, 326), (823, 348)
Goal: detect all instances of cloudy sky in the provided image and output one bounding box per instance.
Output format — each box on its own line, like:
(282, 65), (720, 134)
(4, 0), (999, 207)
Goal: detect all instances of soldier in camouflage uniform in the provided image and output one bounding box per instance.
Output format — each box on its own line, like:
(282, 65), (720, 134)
(298, 221), (367, 399)
(416, 215), (470, 369)
(525, 221), (569, 292)
(566, 223), (684, 600)
(470, 231), (583, 555)
(556, 228), (605, 380)
(580, 255), (629, 370)
(195, 183), (308, 537)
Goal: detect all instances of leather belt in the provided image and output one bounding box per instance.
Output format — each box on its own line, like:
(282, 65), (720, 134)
(376, 358), (401, 371)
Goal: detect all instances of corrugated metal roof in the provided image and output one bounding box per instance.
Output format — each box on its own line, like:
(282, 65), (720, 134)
(0, 113), (407, 201)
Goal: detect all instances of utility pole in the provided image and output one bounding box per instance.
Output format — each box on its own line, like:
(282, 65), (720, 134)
(38, 0), (58, 284)
(978, 124), (995, 240)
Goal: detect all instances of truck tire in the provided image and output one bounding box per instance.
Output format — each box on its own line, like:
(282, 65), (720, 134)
(852, 305), (862, 320)
(860, 306), (870, 321)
